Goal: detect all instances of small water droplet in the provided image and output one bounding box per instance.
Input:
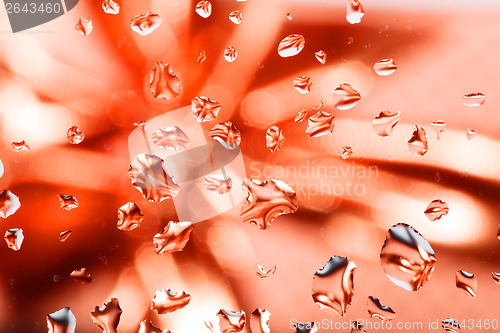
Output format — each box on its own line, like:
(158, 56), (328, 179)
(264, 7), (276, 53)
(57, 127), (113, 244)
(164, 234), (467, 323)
(347, 36), (354, 45)
(90, 298), (122, 333)
(373, 58), (397, 76)
(134, 121), (149, 131)
(379, 25), (389, 33)
(250, 308), (271, 333)
(204, 172), (232, 194)
(341, 146), (353, 159)
(466, 128), (476, 140)
(102, 0), (119, 14)
(456, 270), (477, 297)
(293, 76), (312, 94)
(209, 121), (241, 149)
(241, 179), (298, 230)
(314, 50), (327, 64)
(197, 49), (207, 63)
(380, 223), (436, 291)
(424, 199), (449, 221)
(346, 0), (364, 24)
(75, 17), (93, 36)
(67, 126), (85, 144)
(53, 274), (62, 283)
(217, 309), (246, 333)
(306, 111), (335, 137)
(286, 13), (293, 20)
(128, 153), (180, 203)
(334, 83), (361, 110)
(70, 268), (92, 284)
(463, 92), (485, 107)
(229, 11), (243, 24)
(0, 190), (20, 219)
(205, 320), (215, 332)
(295, 109), (307, 123)
(58, 194), (79, 210)
(117, 202), (143, 231)
(295, 322), (318, 333)
(372, 110), (401, 137)
(277, 34), (305, 58)
(59, 230), (72, 242)
(196, 1), (212, 18)
(492, 272), (500, 284)
(266, 126), (285, 152)
(312, 101), (324, 110)
(408, 125), (428, 156)
(350, 321), (366, 333)
(431, 120), (446, 140)
(192, 96), (221, 122)
(224, 46), (238, 62)
(152, 126), (190, 151)
(11, 140), (29, 152)
(312, 256), (357, 317)
(47, 307), (76, 333)
(149, 61), (180, 100)
(151, 289), (191, 314)
(4, 228), (23, 251)
(442, 318), (460, 333)
(139, 320), (170, 333)
(367, 296), (395, 321)
(153, 221), (193, 254)
(131, 12), (161, 36)
(256, 264), (276, 278)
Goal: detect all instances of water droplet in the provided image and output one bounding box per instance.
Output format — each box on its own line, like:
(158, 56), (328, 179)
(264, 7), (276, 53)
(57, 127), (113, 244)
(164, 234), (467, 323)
(334, 83), (361, 110)
(224, 46), (238, 62)
(90, 298), (122, 333)
(197, 50), (207, 64)
(295, 322), (318, 333)
(128, 153), (180, 202)
(152, 126), (190, 151)
(229, 11), (243, 24)
(312, 256), (356, 317)
(266, 126), (285, 152)
(380, 223), (437, 291)
(151, 289), (191, 314)
(346, 0), (364, 24)
(295, 110), (307, 123)
(293, 76), (312, 94)
(408, 125), (428, 156)
(0, 190), (20, 219)
(306, 111), (335, 137)
(463, 92), (485, 107)
(372, 111), (401, 137)
(59, 230), (72, 242)
(241, 179), (298, 230)
(139, 320), (170, 333)
(102, 0), (119, 14)
(209, 121), (241, 150)
(195, 1), (212, 18)
(442, 318), (460, 333)
(466, 128), (476, 140)
(204, 172), (232, 194)
(57, 194), (79, 211)
(492, 272), (500, 284)
(431, 120), (446, 140)
(47, 307), (76, 333)
(205, 320), (215, 332)
(286, 13), (293, 21)
(67, 126), (85, 144)
(314, 50), (327, 64)
(367, 296), (395, 321)
(341, 146), (353, 159)
(250, 308), (271, 333)
(217, 309), (246, 333)
(153, 221), (193, 254)
(373, 58), (397, 76)
(456, 270), (477, 297)
(134, 121), (149, 131)
(256, 264), (276, 278)
(379, 25), (389, 33)
(131, 12), (161, 36)
(192, 96), (221, 122)
(277, 34), (305, 58)
(69, 268), (92, 284)
(149, 61), (180, 100)
(350, 321), (366, 333)
(312, 100), (324, 110)
(4, 228), (23, 251)
(11, 140), (29, 152)
(347, 36), (354, 45)
(117, 202), (143, 231)
(424, 199), (449, 221)
(75, 17), (93, 36)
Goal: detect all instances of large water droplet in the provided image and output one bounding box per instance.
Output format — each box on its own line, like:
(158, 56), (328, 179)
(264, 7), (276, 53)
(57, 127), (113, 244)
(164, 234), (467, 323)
(312, 256), (357, 317)
(380, 223), (437, 291)
(346, 0), (364, 24)
(295, 109), (307, 123)
(372, 111), (401, 137)
(149, 62), (180, 100)
(277, 34), (305, 58)
(58, 194), (79, 210)
(75, 17), (93, 36)
(195, 1), (212, 18)
(256, 264), (276, 278)
(250, 308), (271, 333)
(334, 83), (361, 110)
(424, 199), (449, 221)
(315, 50), (327, 64)
(204, 172), (232, 194)
(192, 96), (221, 122)
(59, 230), (72, 242)
(306, 111), (335, 137)
(70, 268), (92, 284)
(241, 179), (298, 230)
(373, 59), (397, 76)
(431, 120), (447, 140)
(492, 272), (500, 284)
(408, 125), (428, 156)
(117, 202), (143, 231)
(131, 12), (161, 36)
(463, 92), (485, 107)
(153, 221), (193, 254)
(139, 320), (170, 333)
(4, 228), (23, 251)
(456, 270), (477, 297)
(47, 307), (76, 333)
(229, 11), (243, 24)
(224, 46), (238, 62)
(11, 140), (30, 152)
(442, 318), (460, 333)
(152, 126), (190, 151)
(67, 126), (85, 144)
(102, 0), (119, 14)
(197, 49), (207, 64)
(128, 153), (180, 203)
(217, 309), (246, 333)
(90, 298), (122, 333)
(367, 296), (395, 321)
(341, 146), (353, 160)
(266, 126), (285, 152)
(466, 128), (476, 140)
(151, 289), (191, 314)
(293, 76), (312, 94)
(209, 121), (241, 150)
(0, 190), (20, 218)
